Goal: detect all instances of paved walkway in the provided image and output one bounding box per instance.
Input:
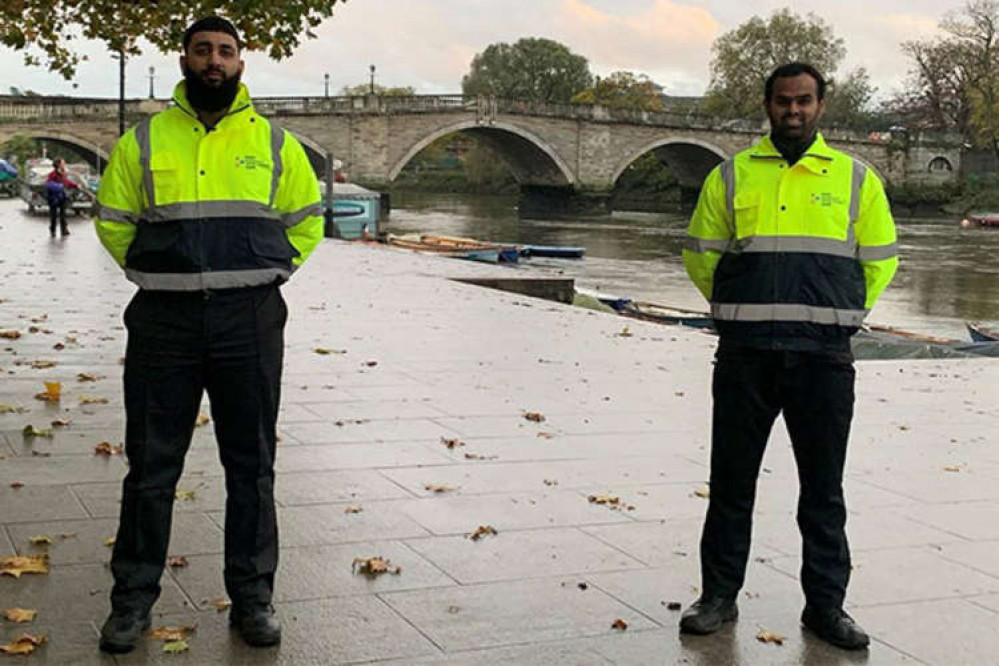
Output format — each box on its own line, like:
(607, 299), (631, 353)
(1, 200), (998, 665)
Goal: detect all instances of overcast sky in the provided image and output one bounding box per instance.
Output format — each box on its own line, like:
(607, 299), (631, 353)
(1, 0), (960, 100)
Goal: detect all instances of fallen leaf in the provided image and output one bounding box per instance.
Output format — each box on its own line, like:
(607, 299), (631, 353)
(466, 525), (498, 541)
(175, 489), (197, 501)
(543, 479), (558, 486)
(363, 360), (378, 367)
(29, 315), (47, 324)
(94, 442), (123, 457)
(667, 601), (683, 611)
(440, 437), (464, 449)
(0, 404), (27, 414)
(79, 396), (109, 405)
(22, 425), (53, 438)
(611, 618), (628, 631)
(352, 556), (402, 576)
(523, 411), (545, 423)
(76, 373), (102, 382)
(0, 633), (46, 655)
(162, 639), (189, 654)
(616, 326), (633, 338)
(194, 412), (211, 427)
(149, 625), (195, 642)
(57, 533), (76, 540)
(693, 485), (710, 499)
(0, 555), (49, 578)
(210, 598), (232, 612)
(536, 431), (555, 439)
(0, 330), (21, 340)
(1, 608), (37, 623)
(30, 360), (56, 369)
(756, 629), (784, 645)
(588, 494), (620, 506)
(10, 482), (24, 490)
(344, 506), (363, 514)
(463, 452), (498, 461)
(943, 465), (962, 473)
(313, 347), (347, 355)
(167, 556), (189, 568)
(52, 342), (65, 351)
(50, 417), (71, 427)
(425, 483), (454, 493)
(28, 536), (52, 546)
(34, 382), (61, 402)
(105, 536), (116, 548)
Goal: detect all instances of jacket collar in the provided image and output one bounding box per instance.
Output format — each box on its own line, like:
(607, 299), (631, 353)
(749, 133), (835, 174)
(171, 81), (253, 123)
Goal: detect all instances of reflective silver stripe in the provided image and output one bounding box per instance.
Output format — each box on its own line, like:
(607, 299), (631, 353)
(712, 302), (867, 326)
(135, 118), (154, 206)
(685, 236), (730, 253)
(720, 159), (735, 221)
(93, 203), (137, 224)
(857, 243), (898, 262)
(738, 235), (857, 258)
(269, 124), (285, 207)
(124, 268), (289, 291)
(281, 202), (323, 227)
(143, 200), (281, 223)
(849, 160), (866, 223)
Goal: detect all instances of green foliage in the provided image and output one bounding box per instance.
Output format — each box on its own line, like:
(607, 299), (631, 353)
(0, 0), (347, 80)
(702, 8), (874, 125)
(341, 83), (416, 96)
(1, 134), (38, 168)
(570, 71), (665, 111)
(615, 153), (679, 193)
(462, 38), (593, 103)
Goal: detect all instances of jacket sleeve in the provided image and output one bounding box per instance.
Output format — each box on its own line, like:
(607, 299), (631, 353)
(682, 164), (732, 301)
(274, 131), (323, 269)
(854, 168), (898, 309)
(94, 130), (143, 268)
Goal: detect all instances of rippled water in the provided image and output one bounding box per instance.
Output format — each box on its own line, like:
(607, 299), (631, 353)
(385, 192), (999, 340)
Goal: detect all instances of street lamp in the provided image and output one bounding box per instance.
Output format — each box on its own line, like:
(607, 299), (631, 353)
(369, 64), (376, 95)
(148, 66), (156, 99)
(111, 50), (126, 137)
(324, 72), (330, 98)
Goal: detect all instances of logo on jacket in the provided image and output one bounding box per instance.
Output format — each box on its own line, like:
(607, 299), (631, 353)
(235, 155), (263, 170)
(811, 192), (845, 207)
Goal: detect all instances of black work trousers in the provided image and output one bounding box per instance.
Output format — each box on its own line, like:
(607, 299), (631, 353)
(699, 344), (855, 609)
(110, 284), (286, 614)
(48, 200), (67, 233)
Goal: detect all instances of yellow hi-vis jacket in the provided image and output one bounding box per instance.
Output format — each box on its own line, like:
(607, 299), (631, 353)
(682, 133), (898, 351)
(94, 81), (323, 291)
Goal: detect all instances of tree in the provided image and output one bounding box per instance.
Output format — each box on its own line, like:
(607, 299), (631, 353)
(462, 38), (593, 104)
(702, 9), (875, 125)
(570, 71), (665, 111)
(883, 38), (974, 135)
(0, 1), (346, 80)
(341, 84), (416, 96)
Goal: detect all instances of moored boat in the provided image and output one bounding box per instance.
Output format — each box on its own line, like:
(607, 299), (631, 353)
(967, 321), (999, 342)
(320, 182), (382, 240)
(961, 212), (999, 227)
(386, 234), (504, 264)
(519, 244), (586, 259)
(419, 235), (520, 263)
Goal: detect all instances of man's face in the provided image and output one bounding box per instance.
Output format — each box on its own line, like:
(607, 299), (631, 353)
(765, 73), (825, 141)
(180, 30), (243, 89)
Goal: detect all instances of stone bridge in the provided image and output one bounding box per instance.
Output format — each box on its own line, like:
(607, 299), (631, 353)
(0, 94), (962, 213)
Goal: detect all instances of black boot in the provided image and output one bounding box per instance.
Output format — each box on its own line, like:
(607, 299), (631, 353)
(679, 596), (738, 635)
(230, 604), (281, 647)
(60, 225), (70, 236)
(98, 608), (151, 653)
(801, 606), (870, 650)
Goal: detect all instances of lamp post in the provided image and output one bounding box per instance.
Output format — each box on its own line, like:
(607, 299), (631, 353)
(111, 50), (126, 137)
(324, 72), (330, 98)
(148, 66), (156, 99)
(369, 64), (376, 94)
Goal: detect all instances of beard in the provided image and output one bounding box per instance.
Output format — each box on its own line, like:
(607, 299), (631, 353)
(183, 64), (241, 113)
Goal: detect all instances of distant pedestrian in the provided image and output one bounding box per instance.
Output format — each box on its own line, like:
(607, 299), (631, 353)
(93, 15), (323, 654)
(680, 62), (898, 650)
(45, 158), (78, 236)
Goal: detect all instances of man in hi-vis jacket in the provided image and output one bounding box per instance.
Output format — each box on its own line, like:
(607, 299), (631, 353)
(680, 62), (898, 650)
(94, 16), (322, 654)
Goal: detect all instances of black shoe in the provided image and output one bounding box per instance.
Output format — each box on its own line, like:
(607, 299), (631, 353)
(802, 606), (870, 650)
(49, 228), (56, 237)
(60, 227), (70, 236)
(98, 609), (151, 654)
(230, 604), (281, 647)
(679, 596), (738, 635)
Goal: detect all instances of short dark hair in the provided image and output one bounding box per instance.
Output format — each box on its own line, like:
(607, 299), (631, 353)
(182, 16), (241, 52)
(764, 62), (826, 101)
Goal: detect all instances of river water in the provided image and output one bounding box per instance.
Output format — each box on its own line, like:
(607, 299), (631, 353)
(385, 192), (999, 340)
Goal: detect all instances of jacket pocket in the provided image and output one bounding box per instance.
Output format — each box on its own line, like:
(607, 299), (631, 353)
(733, 191), (760, 239)
(248, 224), (298, 262)
(125, 224), (182, 269)
(148, 152), (181, 205)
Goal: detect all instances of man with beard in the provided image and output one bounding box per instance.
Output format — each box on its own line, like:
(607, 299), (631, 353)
(679, 63), (898, 650)
(93, 16), (323, 653)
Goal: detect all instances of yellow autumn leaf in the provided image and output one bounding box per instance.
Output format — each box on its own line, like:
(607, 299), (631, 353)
(523, 411), (546, 423)
(0, 330), (21, 340)
(30, 360), (56, 369)
(0, 404), (27, 414)
(466, 525), (498, 541)
(756, 629), (785, 645)
(175, 489), (196, 501)
(352, 556), (402, 576)
(616, 326), (633, 338)
(344, 506), (363, 514)
(94, 442), (123, 457)
(1, 608), (37, 623)
(943, 465), (962, 473)
(34, 382), (61, 402)
(22, 425), (53, 438)
(149, 625), (195, 641)
(28, 536), (52, 546)
(588, 494), (620, 505)
(162, 639), (189, 653)
(0, 555), (49, 578)
(105, 536), (116, 548)
(76, 372), (102, 382)
(167, 556), (189, 568)
(424, 483), (454, 493)
(0, 633), (46, 655)
(693, 485), (710, 499)
(210, 598), (232, 612)
(50, 417), (71, 427)
(194, 412), (211, 427)
(79, 396), (109, 405)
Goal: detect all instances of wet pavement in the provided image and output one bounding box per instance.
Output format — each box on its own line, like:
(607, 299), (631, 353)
(0, 199), (997, 664)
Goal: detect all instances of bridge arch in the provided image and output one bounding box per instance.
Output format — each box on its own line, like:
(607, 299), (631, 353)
(9, 131), (110, 172)
(388, 120), (575, 187)
(610, 137), (729, 190)
(288, 131), (331, 178)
